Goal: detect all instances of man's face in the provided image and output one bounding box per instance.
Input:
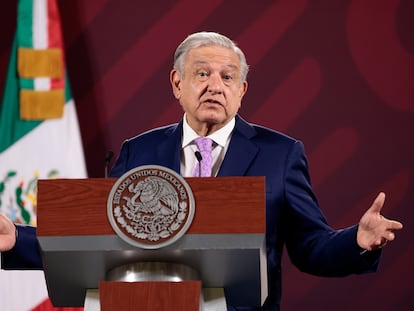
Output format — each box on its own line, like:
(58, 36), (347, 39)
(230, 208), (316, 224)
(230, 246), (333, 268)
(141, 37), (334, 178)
(170, 45), (248, 135)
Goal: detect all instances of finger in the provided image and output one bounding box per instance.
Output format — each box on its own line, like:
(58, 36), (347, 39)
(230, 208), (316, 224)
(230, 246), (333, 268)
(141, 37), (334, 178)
(388, 219), (403, 230)
(386, 231), (395, 241)
(0, 213), (15, 233)
(373, 237), (386, 248)
(0, 213), (13, 224)
(369, 192), (386, 214)
(384, 221), (403, 239)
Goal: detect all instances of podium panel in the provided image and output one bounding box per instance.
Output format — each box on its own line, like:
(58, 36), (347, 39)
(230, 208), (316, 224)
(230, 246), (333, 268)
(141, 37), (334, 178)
(99, 281), (201, 311)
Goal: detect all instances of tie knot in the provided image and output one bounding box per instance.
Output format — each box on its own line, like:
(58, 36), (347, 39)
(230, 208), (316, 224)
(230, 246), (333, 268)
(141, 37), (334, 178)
(194, 137), (213, 152)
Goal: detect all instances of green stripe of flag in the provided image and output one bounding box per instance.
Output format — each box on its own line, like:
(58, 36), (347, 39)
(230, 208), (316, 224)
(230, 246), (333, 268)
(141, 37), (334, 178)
(20, 78), (35, 90)
(17, 0), (34, 48)
(65, 73), (72, 103)
(0, 37), (41, 153)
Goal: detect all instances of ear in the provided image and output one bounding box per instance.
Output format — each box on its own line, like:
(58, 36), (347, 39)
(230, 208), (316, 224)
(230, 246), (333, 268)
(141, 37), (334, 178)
(235, 81), (248, 110)
(170, 69), (182, 99)
(239, 80), (248, 100)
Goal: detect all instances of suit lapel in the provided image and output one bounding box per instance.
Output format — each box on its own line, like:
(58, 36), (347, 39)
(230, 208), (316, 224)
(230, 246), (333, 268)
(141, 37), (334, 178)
(155, 122), (183, 174)
(218, 115), (258, 176)
(155, 116), (258, 177)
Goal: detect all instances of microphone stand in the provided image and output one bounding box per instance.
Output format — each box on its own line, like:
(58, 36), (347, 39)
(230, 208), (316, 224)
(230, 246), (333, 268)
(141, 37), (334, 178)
(194, 151), (203, 177)
(104, 150), (114, 178)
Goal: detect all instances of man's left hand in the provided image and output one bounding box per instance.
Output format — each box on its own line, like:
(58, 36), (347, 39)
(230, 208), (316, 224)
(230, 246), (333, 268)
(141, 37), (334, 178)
(357, 192), (403, 251)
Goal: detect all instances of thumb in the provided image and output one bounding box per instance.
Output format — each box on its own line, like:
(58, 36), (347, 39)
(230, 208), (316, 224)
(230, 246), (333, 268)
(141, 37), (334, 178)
(369, 192), (386, 214)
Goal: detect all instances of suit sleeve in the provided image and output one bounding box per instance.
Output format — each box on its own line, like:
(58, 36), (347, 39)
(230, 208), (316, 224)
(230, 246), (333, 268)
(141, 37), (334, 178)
(283, 141), (380, 277)
(109, 140), (130, 178)
(1, 225), (43, 270)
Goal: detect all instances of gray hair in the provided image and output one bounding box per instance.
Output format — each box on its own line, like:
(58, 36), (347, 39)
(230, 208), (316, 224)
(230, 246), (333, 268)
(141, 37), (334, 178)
(173, 32), (249, 82)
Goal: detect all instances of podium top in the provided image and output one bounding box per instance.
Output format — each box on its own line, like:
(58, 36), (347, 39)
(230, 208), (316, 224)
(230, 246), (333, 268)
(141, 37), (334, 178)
(37, 176), (266, 236)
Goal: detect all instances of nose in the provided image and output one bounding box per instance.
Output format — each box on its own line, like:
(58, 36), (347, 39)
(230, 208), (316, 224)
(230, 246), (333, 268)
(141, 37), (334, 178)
(207, 73), (223, 94)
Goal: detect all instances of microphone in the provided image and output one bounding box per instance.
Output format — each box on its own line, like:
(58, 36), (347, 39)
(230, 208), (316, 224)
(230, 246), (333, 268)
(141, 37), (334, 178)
(194, 151), (202, 177)
(104, 150), (114, 178)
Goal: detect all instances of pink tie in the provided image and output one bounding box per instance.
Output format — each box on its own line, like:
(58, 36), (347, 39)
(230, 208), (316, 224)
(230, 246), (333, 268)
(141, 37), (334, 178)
(193, 137), (213, 177)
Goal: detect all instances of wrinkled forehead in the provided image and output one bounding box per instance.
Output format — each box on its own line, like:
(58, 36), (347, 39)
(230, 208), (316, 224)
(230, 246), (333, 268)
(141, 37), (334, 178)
(185, 45), (241, 69)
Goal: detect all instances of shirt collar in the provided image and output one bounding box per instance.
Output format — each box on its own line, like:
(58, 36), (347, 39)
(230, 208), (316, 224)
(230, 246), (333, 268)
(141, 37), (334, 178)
(182, 113), (235, 148)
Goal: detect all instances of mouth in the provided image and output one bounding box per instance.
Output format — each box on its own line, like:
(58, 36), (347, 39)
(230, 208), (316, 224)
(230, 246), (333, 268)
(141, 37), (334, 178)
(203, 98), (223, 106)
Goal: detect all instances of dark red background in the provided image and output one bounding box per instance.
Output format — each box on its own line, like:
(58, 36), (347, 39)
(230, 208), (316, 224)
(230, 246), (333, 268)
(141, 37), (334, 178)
(1, 1), (413, 310)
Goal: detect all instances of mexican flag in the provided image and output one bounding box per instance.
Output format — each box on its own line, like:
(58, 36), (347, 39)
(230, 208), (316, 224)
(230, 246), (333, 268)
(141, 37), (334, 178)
(0, 0), (86, 310)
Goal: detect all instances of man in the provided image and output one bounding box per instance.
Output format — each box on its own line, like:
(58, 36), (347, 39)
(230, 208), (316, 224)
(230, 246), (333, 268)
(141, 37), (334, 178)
(0, 32), (403, 310)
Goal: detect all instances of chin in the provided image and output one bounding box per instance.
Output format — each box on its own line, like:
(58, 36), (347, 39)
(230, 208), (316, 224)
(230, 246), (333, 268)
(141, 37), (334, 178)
(199, 115), (223, 124)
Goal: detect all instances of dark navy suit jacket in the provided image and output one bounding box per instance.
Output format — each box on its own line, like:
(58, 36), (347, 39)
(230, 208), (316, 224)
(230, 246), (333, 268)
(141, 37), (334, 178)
(2, 115), (379, 310)
(109, 115), (380, 310)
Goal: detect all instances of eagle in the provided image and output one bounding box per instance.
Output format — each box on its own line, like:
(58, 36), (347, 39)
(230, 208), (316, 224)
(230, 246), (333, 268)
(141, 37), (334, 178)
(124, 176), (179, 216)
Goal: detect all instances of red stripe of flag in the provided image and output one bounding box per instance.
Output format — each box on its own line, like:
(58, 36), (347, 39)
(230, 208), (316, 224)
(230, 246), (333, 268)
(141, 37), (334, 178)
(47, 0), (62, 48)
(47, 0), (65, 89)
(31, 297), (84, 311)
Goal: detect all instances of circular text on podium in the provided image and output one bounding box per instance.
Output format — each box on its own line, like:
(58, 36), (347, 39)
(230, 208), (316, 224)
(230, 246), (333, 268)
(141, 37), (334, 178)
(107, 165), (195, 249)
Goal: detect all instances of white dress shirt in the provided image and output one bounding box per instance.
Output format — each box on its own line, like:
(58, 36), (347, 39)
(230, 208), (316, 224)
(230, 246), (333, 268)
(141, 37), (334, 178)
(180, 114), (235, 177)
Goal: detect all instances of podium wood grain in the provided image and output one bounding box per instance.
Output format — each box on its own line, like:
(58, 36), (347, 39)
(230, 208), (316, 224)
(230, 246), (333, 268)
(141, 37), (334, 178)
(99, 281), (201, 311)
(37, 176), (265, 236)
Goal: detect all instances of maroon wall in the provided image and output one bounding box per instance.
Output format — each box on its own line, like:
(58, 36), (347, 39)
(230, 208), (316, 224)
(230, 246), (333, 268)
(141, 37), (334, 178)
(1, 0), (413, 310)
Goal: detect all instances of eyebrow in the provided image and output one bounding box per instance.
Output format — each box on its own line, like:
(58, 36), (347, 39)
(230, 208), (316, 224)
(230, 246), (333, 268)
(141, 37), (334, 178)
(193, 61), (239, 71)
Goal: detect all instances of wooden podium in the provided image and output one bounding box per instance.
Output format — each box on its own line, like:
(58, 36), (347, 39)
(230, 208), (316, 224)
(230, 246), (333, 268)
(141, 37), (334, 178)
(37, 176), (267, 310)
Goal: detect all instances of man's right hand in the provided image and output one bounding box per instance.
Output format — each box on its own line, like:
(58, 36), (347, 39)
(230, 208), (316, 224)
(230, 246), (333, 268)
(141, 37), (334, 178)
(0, 213), (16, 252)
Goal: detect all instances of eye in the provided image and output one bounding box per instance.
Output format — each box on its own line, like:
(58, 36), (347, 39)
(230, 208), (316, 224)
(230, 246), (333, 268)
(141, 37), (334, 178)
(223, 74), (233, 81)
(196, 70), (209, 81)
(197, 71), (208, 77)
